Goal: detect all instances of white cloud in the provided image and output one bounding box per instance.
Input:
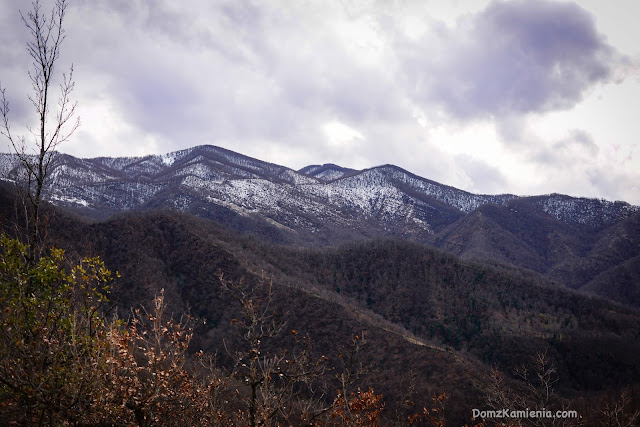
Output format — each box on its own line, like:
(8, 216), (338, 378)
(323, 121), (364, 147)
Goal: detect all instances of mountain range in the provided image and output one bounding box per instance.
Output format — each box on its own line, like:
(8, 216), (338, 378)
(2, 144), (640, 424)
(1, 144), (638, 308)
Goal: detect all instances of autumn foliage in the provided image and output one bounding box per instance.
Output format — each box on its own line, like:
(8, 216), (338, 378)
(0, 235), (391, 425)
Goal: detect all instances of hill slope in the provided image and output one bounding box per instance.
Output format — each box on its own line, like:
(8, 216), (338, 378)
(2, 183), (640, 424)
(45, 208), (640, 424)
(3, 145), (639, 307)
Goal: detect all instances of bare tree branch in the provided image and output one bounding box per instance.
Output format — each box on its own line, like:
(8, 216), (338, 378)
(0, 0), (79, 260)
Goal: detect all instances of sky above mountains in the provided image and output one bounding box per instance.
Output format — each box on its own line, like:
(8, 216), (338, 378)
(1, 0), (639, 204)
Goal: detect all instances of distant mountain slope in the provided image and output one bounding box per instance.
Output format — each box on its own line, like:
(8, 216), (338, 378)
(1, 146), (521, 239)
(1, 145), (639, 306)
(428, 198), (640, 307)
(3, 145), (635, 235)
(298, 163), (356, 182)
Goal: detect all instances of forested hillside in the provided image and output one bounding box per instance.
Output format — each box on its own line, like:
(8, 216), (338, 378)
(2, 183), (638, 425)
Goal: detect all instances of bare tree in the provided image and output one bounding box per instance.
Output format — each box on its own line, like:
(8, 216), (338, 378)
(597, 387), (640, 427)
(220, 274), (329, 426)
(0, 0), (79, 259)
(485, 351), (576, 427)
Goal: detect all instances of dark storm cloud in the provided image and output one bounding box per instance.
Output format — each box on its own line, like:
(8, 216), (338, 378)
(399, 0), (617, 119)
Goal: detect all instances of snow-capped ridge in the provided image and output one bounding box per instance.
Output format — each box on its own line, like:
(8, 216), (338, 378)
(531, 193), (640, 229)
(1, 145), (637, 236)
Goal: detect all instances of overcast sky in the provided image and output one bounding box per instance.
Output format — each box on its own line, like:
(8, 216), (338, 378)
(1, 0), (639, 204)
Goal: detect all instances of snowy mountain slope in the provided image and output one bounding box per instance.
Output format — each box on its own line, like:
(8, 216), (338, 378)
(529, 194), (638, 230)
(0, 153), (18, 178)
(4, 144), (640, 306)
(1, 145), (638, 242)
(298, 163), (356, 182)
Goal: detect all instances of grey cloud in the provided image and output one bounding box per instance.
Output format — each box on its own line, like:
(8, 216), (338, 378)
(399, 0), (617, 119)
(587, 169), (639, 203)
(495, 116), (600, 169)
(66, 1), (277, 144)
(532, 128), (599, 166)
(556, 129), (599, 156)
(492, 122), (634, 203)
(455, 154), (508, 194)
(64, 0), (408, 155)
(0, 0), (78, 137)
(3, 0), (411, 158)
